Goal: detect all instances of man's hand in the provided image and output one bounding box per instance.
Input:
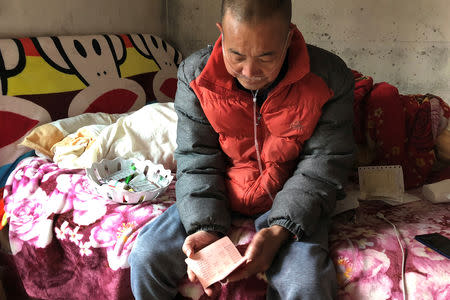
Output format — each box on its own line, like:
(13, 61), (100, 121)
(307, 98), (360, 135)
(182, 230), (221, 297)
(227, 225), (291, 282)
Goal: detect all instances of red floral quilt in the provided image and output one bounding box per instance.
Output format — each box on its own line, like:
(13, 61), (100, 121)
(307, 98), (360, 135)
(352, 71), (450, 189)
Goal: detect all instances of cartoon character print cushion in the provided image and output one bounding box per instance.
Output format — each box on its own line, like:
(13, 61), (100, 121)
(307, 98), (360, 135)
(0, 33), (182, 187)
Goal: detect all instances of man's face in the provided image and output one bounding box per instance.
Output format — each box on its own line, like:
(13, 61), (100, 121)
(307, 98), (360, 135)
(218, 12), (291, 90)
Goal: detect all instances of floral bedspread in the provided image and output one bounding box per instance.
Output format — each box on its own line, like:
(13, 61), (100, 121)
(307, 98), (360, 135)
(330, 200), (450, 300)
(4, 157), (450, 299)
(4, 157), (176, 299)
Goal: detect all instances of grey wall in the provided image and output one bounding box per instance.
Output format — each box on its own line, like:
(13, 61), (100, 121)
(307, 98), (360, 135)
(1, 0), (448, 102)
(166, 0), (450, 103)
(0, 0), (166, 38)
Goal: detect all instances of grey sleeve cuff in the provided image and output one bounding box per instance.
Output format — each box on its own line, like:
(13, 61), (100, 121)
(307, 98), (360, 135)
(189, 224), (228, 236)
(269, 218), (305, 241)
(194, 226), (226, 237)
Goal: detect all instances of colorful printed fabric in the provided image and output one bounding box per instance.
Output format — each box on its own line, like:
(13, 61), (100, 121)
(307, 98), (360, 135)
(0, 33), (181, 188)
(4, 157), (176, 299)
(4, 156), (450, 299)
(331, 200), (450, 300)
(352, 71), (450, 189)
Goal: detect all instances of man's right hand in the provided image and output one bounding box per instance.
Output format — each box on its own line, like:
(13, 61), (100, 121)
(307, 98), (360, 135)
(182, 230), (222, 297)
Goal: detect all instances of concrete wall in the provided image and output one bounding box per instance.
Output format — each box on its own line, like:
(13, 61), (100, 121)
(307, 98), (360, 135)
(0, 0), (166, 38)
(166, 0), (450, 103)
(1, 0), (448, 102)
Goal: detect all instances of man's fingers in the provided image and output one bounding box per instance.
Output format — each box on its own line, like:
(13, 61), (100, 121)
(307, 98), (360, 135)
(187, 267), (198, 283)
(182, 237), (195, 257)
(183, 231), (220, 258)
(244, 233), (264, 261)
(204, 282), (221, 298)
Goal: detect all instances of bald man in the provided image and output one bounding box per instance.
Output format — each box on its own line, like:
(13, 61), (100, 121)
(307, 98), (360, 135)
(129, 0), (355, 299)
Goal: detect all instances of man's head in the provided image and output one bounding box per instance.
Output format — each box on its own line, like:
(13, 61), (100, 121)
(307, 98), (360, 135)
(217, 0), (292, 90)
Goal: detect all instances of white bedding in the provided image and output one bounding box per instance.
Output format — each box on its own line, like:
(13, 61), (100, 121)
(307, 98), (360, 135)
(51, 103), (178, 170)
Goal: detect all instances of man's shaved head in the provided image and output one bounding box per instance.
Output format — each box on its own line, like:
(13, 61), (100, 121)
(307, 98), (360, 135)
(221, 0), (292, 27)
(218, 0), (293, 90)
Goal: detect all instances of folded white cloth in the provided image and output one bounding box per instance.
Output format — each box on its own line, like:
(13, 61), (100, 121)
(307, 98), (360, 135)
(422, 179), (450, 203)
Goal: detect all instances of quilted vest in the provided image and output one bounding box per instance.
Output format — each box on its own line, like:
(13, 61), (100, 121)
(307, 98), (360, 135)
(190, 27), (333, 215)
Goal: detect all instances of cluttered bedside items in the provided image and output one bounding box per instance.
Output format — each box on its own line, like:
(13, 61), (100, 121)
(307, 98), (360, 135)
(1, 7), (450, 300)
(85, 157), (174, 204)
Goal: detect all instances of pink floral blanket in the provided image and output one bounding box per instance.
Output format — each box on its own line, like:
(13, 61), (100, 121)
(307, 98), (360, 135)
(4, 157), (175, 299)
(330, 200), (450, 299)
(4, 157), (450, 299)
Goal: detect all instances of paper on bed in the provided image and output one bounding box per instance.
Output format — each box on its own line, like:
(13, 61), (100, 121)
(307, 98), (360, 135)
(185, 236), (247, 289)
(358, 165), (420, 205)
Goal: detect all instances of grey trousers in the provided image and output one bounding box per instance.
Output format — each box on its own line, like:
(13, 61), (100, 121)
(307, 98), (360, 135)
(129, 205), (337, 300)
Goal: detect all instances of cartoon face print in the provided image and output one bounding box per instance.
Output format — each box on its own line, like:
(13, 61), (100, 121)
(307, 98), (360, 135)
(128, 34), (182, 102)
(33, 35), (125, 85)
(0, 95), (51, 166)
(1, 39), (50, 167)
(0, 38), (25, 95)
(33, 35), (146, 116)
(69, 77), (145, 116)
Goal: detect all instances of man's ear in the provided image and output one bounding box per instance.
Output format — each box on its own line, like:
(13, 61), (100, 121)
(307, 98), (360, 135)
(216, 22), (223, 34)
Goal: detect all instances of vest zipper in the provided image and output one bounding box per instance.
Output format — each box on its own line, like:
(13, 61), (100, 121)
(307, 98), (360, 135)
(251, 90), (264, 177)
(251, 90), (275, 203)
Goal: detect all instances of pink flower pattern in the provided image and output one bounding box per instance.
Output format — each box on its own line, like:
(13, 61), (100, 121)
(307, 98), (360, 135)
(4, 158), (175, 269)
(330, 200), (450, 300)
(4, 157), (450, 299)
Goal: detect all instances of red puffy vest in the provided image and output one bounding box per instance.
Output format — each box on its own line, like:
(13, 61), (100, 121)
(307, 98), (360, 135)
(190, 27), (333, 215)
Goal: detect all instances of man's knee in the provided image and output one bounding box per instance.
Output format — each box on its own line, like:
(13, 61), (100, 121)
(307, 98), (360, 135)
(296, 256), (337, 298)
(129, 232), (160, 272)
(267, 242), (337, 299)
(129, 206), (187, 276)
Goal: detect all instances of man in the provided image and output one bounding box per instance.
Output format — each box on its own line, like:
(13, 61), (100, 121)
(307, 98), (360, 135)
(129, 0), (355, 299)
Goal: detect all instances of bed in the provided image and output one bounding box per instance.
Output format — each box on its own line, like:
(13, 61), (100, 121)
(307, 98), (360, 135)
(1, 32), (449, 300)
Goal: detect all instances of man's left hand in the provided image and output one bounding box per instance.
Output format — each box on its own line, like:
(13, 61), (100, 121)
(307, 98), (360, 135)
(226, 225), (291, 282)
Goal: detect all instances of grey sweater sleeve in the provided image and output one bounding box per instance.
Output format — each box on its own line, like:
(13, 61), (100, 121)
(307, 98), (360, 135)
(174, 49), (231, 235)
(268, 46), (356, 239)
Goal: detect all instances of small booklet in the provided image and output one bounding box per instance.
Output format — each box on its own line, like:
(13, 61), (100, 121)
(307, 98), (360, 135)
(185, 236), (247, 289)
